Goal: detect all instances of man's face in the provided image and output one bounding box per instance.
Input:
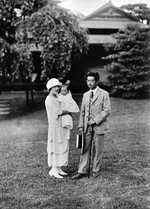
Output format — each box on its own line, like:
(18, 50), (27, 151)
(86, 76), (97, 90)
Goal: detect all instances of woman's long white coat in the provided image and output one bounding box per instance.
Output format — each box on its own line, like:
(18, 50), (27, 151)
(45, 95), (70, 167)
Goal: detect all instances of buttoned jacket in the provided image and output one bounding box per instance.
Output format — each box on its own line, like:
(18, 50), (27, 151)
(78, 87), (111, 134)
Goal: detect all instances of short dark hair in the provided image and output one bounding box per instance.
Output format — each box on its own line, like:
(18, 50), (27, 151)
(87, 72), (100, 81)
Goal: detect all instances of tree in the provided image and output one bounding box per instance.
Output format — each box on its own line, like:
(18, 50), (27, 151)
(121, 4), (150, 25)
(0, 0), (63, 83)
(0, 37), (33, 84)
(0, 0), (48, 83)
(0, 0), (50, 44)
(16, 4), (88, 79)
(103, 24), (150, 99)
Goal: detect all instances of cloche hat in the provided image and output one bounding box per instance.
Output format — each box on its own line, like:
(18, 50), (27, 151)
(46, 78), (61, 90)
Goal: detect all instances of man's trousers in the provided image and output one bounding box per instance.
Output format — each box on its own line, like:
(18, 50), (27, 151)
(78, 126), (104, 174)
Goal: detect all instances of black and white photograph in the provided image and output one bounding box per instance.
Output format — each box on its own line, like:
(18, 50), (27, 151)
(0, 0), (150, 208)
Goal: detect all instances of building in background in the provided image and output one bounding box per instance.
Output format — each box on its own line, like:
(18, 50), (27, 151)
(2, 1), (148, 92)
(68, 1), (149, 92)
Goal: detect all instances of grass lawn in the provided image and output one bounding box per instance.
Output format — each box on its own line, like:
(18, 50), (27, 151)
(0, 93), (150, 209)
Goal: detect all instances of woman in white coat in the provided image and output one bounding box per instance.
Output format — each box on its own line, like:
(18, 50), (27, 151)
(45, 78), (70, 179)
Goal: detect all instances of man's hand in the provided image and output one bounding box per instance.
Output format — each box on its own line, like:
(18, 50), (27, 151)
(88, 119), (95, 126)
(78, 127), (84, 134)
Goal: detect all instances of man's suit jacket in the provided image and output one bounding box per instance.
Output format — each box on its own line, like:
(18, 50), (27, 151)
(78, 87), (111, 134)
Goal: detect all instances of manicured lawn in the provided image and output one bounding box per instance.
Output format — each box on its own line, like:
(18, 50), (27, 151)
(0, 93), (150, 209)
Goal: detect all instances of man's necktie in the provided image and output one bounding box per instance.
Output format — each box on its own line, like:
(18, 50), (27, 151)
(91, 91), (94, 99)
(88, 91), (94, 120)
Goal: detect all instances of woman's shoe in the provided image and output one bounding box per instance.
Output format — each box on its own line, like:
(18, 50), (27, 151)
(49, 170), (63, 179)
(59, 168), (68, 176)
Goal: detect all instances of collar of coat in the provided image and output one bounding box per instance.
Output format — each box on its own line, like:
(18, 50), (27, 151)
(86, 86), (102, 104)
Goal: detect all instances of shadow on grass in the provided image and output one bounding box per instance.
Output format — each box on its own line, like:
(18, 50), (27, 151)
(0, 96), (46, 121)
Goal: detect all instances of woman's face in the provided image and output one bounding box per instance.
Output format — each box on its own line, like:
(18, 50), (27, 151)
(50, 85), (60, 96)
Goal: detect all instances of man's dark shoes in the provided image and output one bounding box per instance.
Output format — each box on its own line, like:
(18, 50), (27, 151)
(92, 172), (99, 178)
(72, 173), (86, 180)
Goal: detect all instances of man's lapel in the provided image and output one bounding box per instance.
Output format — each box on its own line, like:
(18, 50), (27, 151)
(86, 91), (92, 106)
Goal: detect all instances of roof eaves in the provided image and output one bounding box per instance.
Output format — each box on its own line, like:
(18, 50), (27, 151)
(83, 1), (113, 21)
(113, 6), (139, 22)
(83, 0), (139, 23)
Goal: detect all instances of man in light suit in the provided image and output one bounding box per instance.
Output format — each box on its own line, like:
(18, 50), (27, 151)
(72, 72), (111, 179)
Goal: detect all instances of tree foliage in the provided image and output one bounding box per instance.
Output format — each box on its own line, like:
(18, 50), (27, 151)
(103, 24), (150, 99)
(0, 0), (49, 44)
(0, 0), (88, 82)
(17, 4), (89, 79)
(0, 37), (33, 83)
(121, 4), (150, 25)
(0, 0), (51, 83)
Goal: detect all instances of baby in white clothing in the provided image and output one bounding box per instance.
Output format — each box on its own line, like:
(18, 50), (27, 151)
(58, 85), (79, 129)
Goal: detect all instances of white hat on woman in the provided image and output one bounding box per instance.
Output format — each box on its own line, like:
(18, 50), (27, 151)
(46, 78), (61, 90)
